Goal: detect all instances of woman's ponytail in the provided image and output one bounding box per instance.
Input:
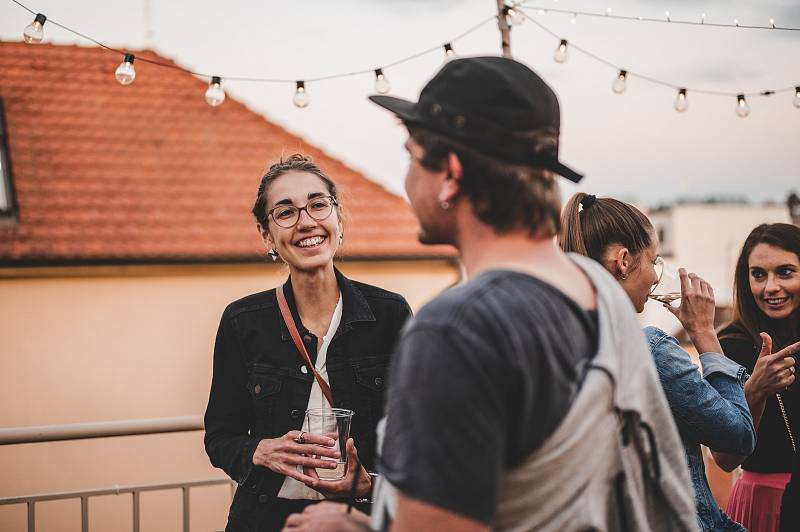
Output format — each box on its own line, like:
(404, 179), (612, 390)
(559, 192), (591, 258)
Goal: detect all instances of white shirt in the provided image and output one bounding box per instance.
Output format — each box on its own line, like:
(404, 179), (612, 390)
(277, 293), (343, 500)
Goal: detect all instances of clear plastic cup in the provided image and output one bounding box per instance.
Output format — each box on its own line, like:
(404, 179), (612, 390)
(304, 408), (354, 480)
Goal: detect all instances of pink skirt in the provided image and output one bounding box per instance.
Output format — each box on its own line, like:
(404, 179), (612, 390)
(726, 471), (791, 532)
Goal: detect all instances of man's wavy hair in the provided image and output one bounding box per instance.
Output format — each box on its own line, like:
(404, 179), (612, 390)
(407, 126), (561, 238)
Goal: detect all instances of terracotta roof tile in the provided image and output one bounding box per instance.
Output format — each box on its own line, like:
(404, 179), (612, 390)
(0, 42), (455, 264)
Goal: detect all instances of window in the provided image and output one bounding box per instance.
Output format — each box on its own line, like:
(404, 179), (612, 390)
(0, 98), (17, 221)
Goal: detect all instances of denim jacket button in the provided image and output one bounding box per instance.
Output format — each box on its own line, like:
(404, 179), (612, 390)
(300, 365), (309, 374)
(290, 409), (302, 419)
(374, 377), (383, 387)
(258, 494), (269, 504)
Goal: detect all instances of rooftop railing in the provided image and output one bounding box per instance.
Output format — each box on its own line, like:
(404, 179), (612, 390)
(0, 416), (232, 532)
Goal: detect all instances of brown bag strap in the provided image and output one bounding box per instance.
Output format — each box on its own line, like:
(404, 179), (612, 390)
(276, 284), (334, 406)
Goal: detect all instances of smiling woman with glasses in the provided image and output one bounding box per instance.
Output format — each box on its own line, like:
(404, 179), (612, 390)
(204, 154), (412, 531)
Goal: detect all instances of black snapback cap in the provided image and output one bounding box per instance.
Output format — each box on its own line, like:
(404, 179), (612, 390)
(369, 56), (583, 182)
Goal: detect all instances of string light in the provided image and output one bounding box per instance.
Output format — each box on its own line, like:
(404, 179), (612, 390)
(570, 13), (577, 24)
(770, 19), (775, 29)
(612, 70), (627, 94)
(293, 81), (309, 108)
(504, 6), (525, 27)
(553, 39), (568, 63)
(517, 4), (800, 31)
(205, 76), (225, 106)
(736, 94), (750, 118)
(114, 53), (136, 85)
(10, 0), (800, 115)
(373, 69), (390, 94)
(674, 89), (688, 112)
(23, 13), (46, 43)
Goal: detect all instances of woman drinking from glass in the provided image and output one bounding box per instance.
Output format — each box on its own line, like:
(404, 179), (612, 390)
(204, 154), (412, 531)
(559, 192), (767, 532)
(715, 223), (800, 532)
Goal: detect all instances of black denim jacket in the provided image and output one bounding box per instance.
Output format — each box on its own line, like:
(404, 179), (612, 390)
(204, 269), (412, 530)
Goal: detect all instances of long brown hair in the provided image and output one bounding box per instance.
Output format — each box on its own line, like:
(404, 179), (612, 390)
(558, 192), (654, 269)
(724, 223), (800, 348)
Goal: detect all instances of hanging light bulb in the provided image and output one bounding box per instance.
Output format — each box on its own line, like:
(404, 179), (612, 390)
(205, 76), (225, 107)
(373, 69), (391, 94)
(23, 13), (47, 44)
(736, 94), (750, 117)
(734, 18), (740, 27)
(553, 40), (568, 63)
(293, 81), (310, 108)
(115, 54), (136, 85)
(571, 13), (577, 24)
(701, 13), (706, 24)
(605, 7), (612, 16)
(665, 11), (671, 22)
(793, 87), (800, 109)
(443, 43), (455, 57)
(504, 6), (525, 26)
(612, 70), (628, 94)
(674, 89), (688, 112)
(770, 18), (776, 29)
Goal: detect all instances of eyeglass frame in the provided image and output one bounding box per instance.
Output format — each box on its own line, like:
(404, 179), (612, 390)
(267, 195), (338, 229)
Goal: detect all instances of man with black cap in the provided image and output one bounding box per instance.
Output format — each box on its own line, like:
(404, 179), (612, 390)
(282, 56), (697, 532)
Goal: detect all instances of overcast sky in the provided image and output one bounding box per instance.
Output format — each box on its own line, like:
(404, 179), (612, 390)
(3, 0), (799, 206)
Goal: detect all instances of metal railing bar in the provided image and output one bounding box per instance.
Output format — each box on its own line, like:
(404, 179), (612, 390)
(0, 416), (203, 445)
(27, 500), (35, 532)
(133, 491), (140, 532)
(81, 496), (88, 532)
(0, 478), (232, 505)
(182, 487), (190, 532)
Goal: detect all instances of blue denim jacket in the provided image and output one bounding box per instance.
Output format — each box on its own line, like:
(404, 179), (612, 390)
(644, 327), (755, 532)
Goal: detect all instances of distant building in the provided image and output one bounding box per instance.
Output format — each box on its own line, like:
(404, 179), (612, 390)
(643, 201), (791, 335)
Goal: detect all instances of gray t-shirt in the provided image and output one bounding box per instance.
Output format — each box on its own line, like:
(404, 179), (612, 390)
(379, 270), (598, 525)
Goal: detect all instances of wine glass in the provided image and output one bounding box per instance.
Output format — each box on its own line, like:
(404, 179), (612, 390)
(649, 256), (682, 306)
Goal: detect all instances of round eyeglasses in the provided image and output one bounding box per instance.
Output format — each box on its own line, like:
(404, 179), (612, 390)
(268, 196), (337, 228)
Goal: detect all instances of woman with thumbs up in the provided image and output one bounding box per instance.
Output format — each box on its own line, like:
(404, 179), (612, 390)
(716, 223), (800, 532)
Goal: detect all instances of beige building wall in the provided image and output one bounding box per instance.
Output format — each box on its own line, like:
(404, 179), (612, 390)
(0, 259), (459, 531)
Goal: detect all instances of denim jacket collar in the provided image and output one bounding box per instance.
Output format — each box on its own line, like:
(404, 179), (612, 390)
(277, 267), (376, 341)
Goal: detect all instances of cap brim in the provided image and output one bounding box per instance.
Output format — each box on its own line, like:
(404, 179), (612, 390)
(368, 95), (422, 124)
(548, 160), (584, 183)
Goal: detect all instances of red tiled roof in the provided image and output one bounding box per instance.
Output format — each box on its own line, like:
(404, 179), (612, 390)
(0, 42), (455, 265)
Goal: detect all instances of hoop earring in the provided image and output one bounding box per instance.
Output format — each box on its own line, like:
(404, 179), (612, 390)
(440, 201), (451, 210)
(619, 272), (628, 280)
(268, 249), (280, 262)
